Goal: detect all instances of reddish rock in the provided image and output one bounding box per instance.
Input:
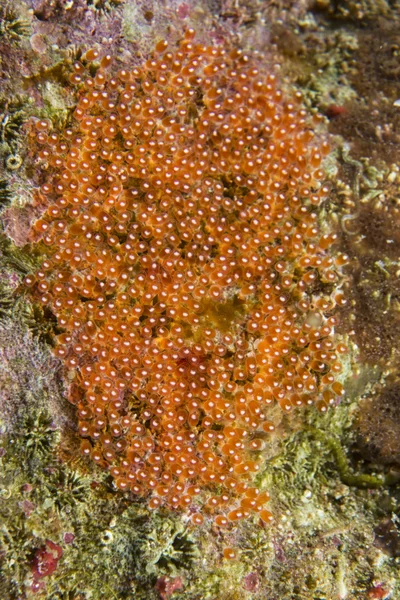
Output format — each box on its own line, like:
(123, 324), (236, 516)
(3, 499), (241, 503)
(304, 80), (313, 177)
(31, 539), (63, 581)
(155, 576), (184, 600)
(243, 571), (259, 591)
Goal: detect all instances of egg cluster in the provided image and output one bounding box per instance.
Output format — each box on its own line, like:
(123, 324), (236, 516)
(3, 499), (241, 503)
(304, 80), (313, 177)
(26, 30), (347, 527)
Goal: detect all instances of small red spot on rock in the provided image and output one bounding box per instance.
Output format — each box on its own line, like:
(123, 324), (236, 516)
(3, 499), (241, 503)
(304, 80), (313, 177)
(63, 532), (75, 544)
(177, 3), (189, 18)
(243, 572), (259, 591)
(326, 104), (347, 119)
(19, 500), (35, 517)
(367, 584), (391, 599)
(155, 576), (184, 600)
(31, 580), (45, 594)
(31, 540), (63, 581)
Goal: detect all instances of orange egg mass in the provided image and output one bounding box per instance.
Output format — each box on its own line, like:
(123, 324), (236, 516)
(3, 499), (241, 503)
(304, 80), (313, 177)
(26, 29), (347, 527)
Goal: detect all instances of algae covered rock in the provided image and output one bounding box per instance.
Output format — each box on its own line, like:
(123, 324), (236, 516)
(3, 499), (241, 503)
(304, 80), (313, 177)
(0, 1), (399, 599)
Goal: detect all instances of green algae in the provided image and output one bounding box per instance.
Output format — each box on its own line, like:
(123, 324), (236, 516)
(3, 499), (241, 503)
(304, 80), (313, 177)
(198, 295), (246, 334)
(1, 387), (399, 599)
(0, 2), (30, 41)
(309, 427), (399, 490)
